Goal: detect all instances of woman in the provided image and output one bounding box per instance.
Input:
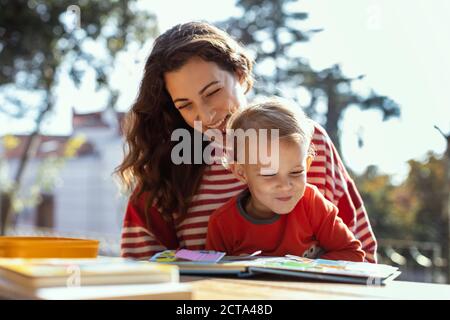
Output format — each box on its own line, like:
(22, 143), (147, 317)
(116, 21), (377, 263)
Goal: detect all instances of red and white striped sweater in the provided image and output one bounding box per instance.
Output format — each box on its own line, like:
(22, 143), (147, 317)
(121, 124), (378, 263)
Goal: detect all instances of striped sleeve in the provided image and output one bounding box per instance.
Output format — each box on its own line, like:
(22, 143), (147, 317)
(308, 123), (378, 263)
(121, 192), (179, 260)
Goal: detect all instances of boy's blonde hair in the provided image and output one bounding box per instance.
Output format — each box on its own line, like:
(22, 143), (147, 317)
(225, 97), (315, 164)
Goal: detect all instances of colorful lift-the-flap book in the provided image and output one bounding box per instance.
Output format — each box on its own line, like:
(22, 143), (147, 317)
(149, 250), (401, 285)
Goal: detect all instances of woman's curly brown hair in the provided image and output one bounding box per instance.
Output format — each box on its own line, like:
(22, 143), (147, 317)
(115, 21), (254, 221)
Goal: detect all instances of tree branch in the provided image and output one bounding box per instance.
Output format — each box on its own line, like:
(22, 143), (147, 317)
(435, 125), (450, 139)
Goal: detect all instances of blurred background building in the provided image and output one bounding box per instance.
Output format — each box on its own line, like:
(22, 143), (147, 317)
(2, 109), (127, 255)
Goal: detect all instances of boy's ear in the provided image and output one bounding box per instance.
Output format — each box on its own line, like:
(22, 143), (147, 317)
(306, 155), (313, 171)
(229, 163), (247, 183)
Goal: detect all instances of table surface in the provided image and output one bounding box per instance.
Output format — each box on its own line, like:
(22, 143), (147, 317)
(181, 274), (450, 300)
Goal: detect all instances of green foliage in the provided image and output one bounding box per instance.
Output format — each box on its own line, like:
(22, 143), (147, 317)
(355, 153), (447, 244)
(404, 153), (447, 243)
(354, 165), (417, 240)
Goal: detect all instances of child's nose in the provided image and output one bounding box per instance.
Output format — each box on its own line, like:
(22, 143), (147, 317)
(277, 177), (293, 190)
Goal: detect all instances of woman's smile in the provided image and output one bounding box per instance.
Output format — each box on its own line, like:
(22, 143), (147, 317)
(206, 114), (232, 133)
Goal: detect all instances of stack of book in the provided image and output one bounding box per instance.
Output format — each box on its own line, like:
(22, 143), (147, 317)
(0, 257), (192, 300)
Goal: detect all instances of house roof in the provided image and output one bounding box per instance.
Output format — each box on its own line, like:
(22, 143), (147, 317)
(72, 110), (110, 129)
(2, 110), (127, 160)
(1, 134), (94, 159)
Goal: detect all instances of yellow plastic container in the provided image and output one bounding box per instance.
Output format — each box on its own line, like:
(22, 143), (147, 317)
(0, 237), (99, 258)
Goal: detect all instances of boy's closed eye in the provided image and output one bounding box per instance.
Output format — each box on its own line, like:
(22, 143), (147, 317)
(206, 88), (221, 97)
(289, 170), (305, 176)
(258, 170), (305, 177)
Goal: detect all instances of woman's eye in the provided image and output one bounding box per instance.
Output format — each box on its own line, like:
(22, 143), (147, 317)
(178, 104), (191, 110)
(290, 171), (304, 176)
(206, 88), (221, 97)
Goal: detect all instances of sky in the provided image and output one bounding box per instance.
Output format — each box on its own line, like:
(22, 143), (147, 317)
(1, 0), (449, 183)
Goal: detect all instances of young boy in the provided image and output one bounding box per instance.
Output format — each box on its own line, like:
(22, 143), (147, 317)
(205, 99), (365, 262)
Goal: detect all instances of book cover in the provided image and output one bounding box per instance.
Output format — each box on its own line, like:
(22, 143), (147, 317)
(0, 278), (192, 300)
(0, 257), (179, 289)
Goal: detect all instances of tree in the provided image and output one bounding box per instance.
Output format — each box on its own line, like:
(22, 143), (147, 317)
(355, 154), (448, 243)
(403, 153), (447, 244)
(220, 0), (319, 97)
(297, 64), (400, 153)
(0, 0), (158, 234)
(434, 126), (450, 282)
(221, 0), (400, 154)
(401, 152), (448, 281)
(354, 165), (419, 241)
(355, 152), (449, 281)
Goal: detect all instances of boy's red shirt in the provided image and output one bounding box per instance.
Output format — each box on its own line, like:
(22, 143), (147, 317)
(205, 184), (365, 262)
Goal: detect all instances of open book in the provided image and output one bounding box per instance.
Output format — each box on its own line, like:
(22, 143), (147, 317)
(150, 250), (401, 285)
